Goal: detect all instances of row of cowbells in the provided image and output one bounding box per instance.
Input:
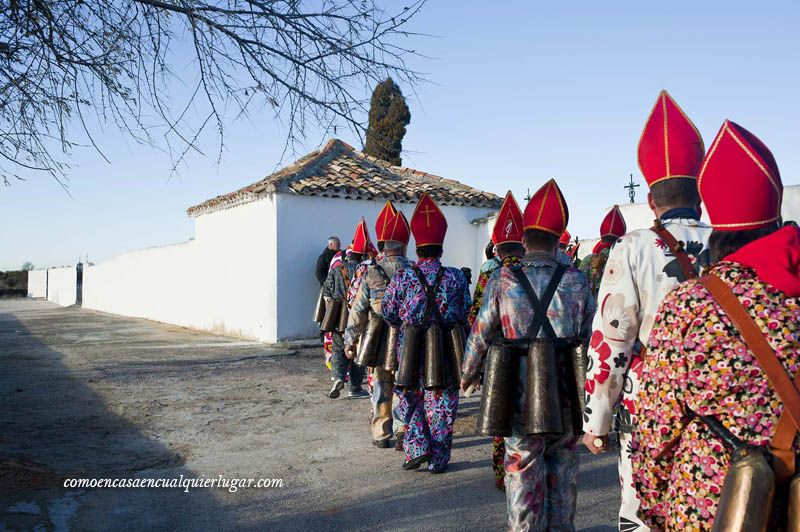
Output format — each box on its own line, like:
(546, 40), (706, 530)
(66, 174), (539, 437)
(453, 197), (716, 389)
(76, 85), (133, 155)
(313, 289), (467, 388)
(477, 339), (587, 438)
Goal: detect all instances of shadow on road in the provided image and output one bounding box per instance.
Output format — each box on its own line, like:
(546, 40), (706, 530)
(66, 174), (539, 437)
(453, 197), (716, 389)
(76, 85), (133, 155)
(0, 310), (229, 530)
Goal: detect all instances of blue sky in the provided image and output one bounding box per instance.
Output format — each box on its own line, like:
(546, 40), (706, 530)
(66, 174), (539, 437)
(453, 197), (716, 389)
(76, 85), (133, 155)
(2, 0), (798, 271)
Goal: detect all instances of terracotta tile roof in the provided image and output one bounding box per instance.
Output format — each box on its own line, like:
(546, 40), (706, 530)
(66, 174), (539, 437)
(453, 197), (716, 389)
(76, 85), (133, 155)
(187, 139), (502, 217)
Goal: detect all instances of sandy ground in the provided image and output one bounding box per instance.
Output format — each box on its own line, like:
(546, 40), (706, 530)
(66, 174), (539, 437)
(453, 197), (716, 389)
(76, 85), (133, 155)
(0, 299), (619, 531)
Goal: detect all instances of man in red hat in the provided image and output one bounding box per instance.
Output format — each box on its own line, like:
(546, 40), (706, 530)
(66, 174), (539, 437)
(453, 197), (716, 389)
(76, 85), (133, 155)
(632, 120), (800, 530)
(582, 90), (713, 531)
(462, 179), (594, 530)
(382, 193), (471, 474)
(579, 205), (627, 297)
(322, 218), (371, 399)
(467, 192), (528, 491)
(344, 201), (412, 449)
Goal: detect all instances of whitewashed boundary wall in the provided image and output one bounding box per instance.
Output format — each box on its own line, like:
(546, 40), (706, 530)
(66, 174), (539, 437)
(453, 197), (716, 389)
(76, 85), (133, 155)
(46, 267), (77, 306)
(274, 194), (493, 341)
(27, 269), (48, 298)
(83, 197), (277, 342)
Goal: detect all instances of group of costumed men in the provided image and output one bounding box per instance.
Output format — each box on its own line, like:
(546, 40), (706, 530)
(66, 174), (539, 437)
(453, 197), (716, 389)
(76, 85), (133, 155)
(317, 89), (800, 531)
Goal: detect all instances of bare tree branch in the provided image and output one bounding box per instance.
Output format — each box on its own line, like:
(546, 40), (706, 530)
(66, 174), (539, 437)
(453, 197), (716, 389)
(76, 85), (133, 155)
(0, 0), (427, 185)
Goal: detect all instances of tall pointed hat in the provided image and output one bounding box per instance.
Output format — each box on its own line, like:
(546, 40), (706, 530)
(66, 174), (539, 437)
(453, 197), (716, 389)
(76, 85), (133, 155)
(375, 200), (398, 242)
(637, 90), (705, 187)
(350, 217), (372, 254)
(600, 205), (627, 239)
(492, 191), (525, 245)
(410, 193), (448, 246)
(522, 179), (569, 237)
(699, 120), (782, 231)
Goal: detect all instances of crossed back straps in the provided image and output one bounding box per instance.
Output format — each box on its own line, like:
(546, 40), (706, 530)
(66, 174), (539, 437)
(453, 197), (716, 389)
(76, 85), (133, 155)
(513, 264), (568, 341)
(651, 219), (698, 281)
(410, 265), (446, 323)
(701, 273), (800, 482)
(371, 259), (391, 284)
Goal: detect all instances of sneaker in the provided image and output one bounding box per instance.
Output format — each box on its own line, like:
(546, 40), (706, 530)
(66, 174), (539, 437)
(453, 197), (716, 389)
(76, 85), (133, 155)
(372, 439), (390, 449)
(402, 454), (430, 471)
(429, 465), (448, 474)
(346, 389), (370, 399)
(328, 380), (344, 399)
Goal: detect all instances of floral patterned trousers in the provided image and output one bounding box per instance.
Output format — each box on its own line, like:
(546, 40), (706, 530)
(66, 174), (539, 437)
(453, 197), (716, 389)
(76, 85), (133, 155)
(396, 383), (459, 470)
(505, 428), (579, 532)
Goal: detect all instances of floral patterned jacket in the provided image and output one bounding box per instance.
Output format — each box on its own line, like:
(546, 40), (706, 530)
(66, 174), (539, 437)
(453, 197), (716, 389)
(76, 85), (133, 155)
(462, 252), (595, 382)
(583, 217), (712, 436)
(579, 246), (611, 298)
(631, 262), (800, 530)
(343, 254), (411, 345)
(382, 258), (470, 328)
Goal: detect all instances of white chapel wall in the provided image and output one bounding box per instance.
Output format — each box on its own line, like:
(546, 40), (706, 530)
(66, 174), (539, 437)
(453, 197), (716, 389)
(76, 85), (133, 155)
(46, 266), (77, 306)
(27, 269), (48, 298)
(274, 194), (493, 341)
(82, 197), (278, 342)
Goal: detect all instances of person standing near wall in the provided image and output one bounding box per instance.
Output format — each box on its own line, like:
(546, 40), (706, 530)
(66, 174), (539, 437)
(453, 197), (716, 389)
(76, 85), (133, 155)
(382, 193), (471, 473)
(323, 222), (369, 399)
(318, 236), (342, 369)
(345, 204), (412, 448)
(316, 237), (341, 286)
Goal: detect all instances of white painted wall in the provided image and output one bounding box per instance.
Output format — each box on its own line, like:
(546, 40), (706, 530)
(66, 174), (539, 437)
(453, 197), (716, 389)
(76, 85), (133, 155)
(47, 267), (77, 306)
(27, 269), (47, 298)
(274, 194), (493, 340)
(83, 197), (277, 342)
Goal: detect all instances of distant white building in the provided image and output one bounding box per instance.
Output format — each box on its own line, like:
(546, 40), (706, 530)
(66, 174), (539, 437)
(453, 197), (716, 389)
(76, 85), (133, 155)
(575, 184), (800, 259)
(39, 139), (500, 343)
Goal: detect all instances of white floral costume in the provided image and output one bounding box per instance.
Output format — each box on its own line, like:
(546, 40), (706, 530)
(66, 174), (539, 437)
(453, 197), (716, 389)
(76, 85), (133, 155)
(583, 216), (712, 532)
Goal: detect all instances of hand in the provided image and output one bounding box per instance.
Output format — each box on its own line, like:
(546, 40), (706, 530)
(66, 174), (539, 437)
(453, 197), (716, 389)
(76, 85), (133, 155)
(344, 345), (356, 359)
(582, 433), (609, 455)
(460, 377), (480, 393)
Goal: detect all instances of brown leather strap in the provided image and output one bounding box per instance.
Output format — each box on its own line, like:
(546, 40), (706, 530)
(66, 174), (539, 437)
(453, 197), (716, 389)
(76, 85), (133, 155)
(773, 368), (800, 481)
(651, 220), (698, 280)
(700, 273), (800, 480)
(340, 265), (351, 291)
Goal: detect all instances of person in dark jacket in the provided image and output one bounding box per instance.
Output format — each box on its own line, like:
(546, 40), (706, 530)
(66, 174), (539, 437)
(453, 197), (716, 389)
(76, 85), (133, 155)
(316, 237), (341, 286)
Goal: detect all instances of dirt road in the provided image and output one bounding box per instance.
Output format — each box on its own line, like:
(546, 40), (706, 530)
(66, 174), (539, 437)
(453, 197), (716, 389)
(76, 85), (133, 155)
(0, 300), (618, 531)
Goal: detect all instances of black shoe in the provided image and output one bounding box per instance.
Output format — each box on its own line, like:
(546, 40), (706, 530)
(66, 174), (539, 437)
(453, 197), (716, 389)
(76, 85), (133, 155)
(394, 432), (405, 451)
(429, 465), (448, 474)
(402, 454), (430, 470)
(372, 439), (390, 449)
(346, 388), (370, 399)
(328, 380), (344, 399)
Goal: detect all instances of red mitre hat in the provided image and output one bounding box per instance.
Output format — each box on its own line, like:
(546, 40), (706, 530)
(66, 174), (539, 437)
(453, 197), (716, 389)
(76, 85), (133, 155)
(350, 217), (372, 254)
(699, 120), (782, 231)
(383, 211), (411, 245)
(492, 191), (525, 245)
(522, 179), (569, 237)
(600, 205), (627, 238)
(637, 90), (705, 187)
(411, 193), (448, 247)
(559, 230), (572, 246)
(375, 200), (398, 242)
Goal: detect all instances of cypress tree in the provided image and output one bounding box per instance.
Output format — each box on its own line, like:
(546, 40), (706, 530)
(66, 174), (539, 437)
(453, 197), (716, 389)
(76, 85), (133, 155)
(364, 78), (411, 166)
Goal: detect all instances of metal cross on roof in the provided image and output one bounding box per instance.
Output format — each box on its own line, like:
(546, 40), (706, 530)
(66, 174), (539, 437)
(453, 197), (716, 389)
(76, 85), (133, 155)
(624, 173), (640, 203)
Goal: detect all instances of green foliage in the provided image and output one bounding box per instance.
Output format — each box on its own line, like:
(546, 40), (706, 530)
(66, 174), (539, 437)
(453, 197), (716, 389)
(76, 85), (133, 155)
(364, 78), (411, 166)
